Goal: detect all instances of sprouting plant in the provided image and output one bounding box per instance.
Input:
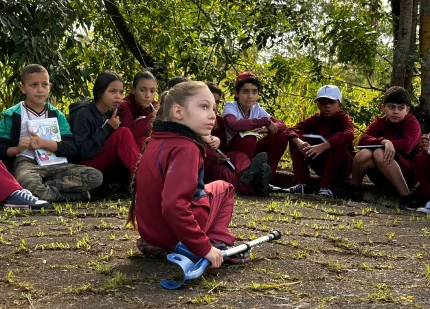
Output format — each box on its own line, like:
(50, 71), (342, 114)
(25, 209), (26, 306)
(76, 234), (91, 251)
(362, 262), (374, 271)
(353, 219), (364, 229)
(267, 201), (278, 213)
(387, 232), (395, 241)
(243, 208), (249, 214)
(424, 263), (430, 279)
(293, 250), (308, 259)
(17, 239), (28, 252)
(37, 231), (44, 237)
(109, 234), (116, 240)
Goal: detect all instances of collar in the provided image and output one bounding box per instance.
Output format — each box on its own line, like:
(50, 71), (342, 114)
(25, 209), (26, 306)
(152, 120), (205, 146)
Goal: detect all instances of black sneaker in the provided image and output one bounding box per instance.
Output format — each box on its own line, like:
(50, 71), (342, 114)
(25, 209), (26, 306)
(253, 163), (272, 197)
(240, 152), (268, 186)
(285, 183), (313, 195)
(58, 191), (91, 202)
(399, 194), (416, 211)
(4, 189), (51, 210)
(348, 185), (363, 202)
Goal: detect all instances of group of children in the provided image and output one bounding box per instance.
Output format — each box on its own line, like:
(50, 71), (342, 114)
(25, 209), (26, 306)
(1, 63), (430, 268)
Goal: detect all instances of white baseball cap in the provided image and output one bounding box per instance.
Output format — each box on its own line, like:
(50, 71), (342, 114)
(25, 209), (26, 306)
(315, 85), (342, 103)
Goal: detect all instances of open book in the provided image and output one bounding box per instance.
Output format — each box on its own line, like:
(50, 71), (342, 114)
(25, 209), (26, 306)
(239, 130), (261, 138)
(303, 134), (327, 144)
(28, 118), (68, 166)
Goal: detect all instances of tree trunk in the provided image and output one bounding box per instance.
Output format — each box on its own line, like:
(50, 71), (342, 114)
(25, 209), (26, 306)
(391, 0), (415, 89)
(103, 0), (156, 69)
(418, 0), (430, 132)
(404, 0), (418, 90)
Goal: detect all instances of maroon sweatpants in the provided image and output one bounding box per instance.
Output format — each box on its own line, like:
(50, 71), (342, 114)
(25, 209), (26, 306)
(80, 127), (140, 174)
(205, 151), (254, 194)
(414, 152), (430, 195)
(0, 160), (22, 202)
(204, 181), (236, 246)
(226, 132), (288, 180)
(290, 144), (352, 189)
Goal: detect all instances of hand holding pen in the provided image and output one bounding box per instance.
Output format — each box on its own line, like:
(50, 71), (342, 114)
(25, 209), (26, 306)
(103, 103), (121, 130)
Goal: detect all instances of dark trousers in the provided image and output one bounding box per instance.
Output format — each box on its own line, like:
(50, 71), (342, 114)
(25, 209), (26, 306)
(205, 151), (254, 194)
(226, 132), (288, 181)
(415, 152), (430, 195)
(0, 160), (22, 202)
(290, 144), (352, 189)
(80, 127), (140, 174)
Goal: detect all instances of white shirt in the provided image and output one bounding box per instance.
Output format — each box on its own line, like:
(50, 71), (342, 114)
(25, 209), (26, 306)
(221, 101), (271, 141)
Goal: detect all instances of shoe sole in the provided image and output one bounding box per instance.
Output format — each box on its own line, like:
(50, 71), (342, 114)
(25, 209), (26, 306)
(3, 204), (49, 210)
(256, 164), (272, 196)
(240, 152), (268, 186)
(416, 207), (430, 214)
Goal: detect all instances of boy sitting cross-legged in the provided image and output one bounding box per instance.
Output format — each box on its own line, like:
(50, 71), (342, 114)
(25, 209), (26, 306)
(284, 85), (355, 198)
(0, 64), (103, 203)
(350, 86), (421, 210)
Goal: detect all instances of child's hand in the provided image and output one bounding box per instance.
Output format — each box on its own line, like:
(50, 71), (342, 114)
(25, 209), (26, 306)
(267, 121), (278, 134)
(208, 136), (220, 150)
(252, 127), (268, 133)
(28, 132), (45, 150)
(17, 137), (31, 153)
(108, 109), (120, 130)
(381, 140), (395, 164)
(214, 153), (229, 164)
(293, 138), (310, 155)
(304, 142), (330, 159)
(204, 246), (223, 268)
(419, 134), (430, 152)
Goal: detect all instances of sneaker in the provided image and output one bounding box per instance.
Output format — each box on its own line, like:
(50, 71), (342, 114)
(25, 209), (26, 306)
(285, 183), (313, 195)
(348, 185), (363, 202)
(58, 191), (91, 202)
(4, 189), (51, 210)
(399, 194), (415, 211)
(416, 201), (430, 214)
(318, 187), (333, 198)
(253, 163), (272, 197)
(240, 152), (268, 186)
(212, 241), (251, 264)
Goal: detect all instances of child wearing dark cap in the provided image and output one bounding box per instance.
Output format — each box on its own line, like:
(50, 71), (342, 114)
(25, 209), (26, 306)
(351, 86), (421, 210)
(221, 71), (288, 190)
(284, 85), (354, 198)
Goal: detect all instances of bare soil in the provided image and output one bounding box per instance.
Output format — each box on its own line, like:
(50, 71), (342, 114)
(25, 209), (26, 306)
(0, 194), (429, 309)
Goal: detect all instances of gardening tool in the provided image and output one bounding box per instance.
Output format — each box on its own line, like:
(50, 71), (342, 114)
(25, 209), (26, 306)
(160, 230), (282, 289)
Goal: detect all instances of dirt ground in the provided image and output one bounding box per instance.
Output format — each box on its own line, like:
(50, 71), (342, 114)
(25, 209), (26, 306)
(0, 193), (429, 309)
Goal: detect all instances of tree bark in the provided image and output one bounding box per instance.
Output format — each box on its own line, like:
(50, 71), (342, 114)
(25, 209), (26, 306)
(390, 0), (415, 89)
(418, 0), (430, 132)
(103, 0), (155, 69)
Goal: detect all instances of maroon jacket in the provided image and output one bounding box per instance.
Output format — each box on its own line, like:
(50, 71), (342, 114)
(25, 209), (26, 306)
(359, 114), (421, 157)
(285, 111), (354, 149)
(118, 96), (157, 141)
(135, 121), (212, 257)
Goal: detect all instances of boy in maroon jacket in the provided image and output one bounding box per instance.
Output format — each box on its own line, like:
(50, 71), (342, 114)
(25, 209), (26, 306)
(414, 134), (430, 213)
(351, 86), (421, 209)
(284, 85), (354, 198)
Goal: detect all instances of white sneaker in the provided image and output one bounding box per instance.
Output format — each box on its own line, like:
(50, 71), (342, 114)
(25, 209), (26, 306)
(416, 201), (430, 214)
(318, 187), (333, 198)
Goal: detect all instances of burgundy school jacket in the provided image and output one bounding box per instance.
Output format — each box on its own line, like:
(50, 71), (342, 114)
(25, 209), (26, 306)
(358, 114), (421, 157)
(118, 96), (158, 141)
(285, 111), (354, 149)
(135, 121), (212, 258)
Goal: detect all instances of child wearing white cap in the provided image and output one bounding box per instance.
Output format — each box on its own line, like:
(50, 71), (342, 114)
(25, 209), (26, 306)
(284, 85), (355, 198)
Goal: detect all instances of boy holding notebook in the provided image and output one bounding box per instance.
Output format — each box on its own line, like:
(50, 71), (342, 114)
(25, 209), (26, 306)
(351, 86), (421, 209)
(284, 85), (354, 198)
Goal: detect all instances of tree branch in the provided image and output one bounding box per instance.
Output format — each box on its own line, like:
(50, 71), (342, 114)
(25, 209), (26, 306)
(103, 0), (155, 68)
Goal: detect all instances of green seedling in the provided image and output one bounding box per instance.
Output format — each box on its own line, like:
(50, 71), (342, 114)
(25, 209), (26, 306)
(188, 295), (212, 305)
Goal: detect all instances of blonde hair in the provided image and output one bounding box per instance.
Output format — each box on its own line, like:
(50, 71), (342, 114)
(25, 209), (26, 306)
(155, 81), (208, 121)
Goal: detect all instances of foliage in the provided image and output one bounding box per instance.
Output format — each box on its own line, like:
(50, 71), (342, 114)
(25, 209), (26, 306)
(0, 0), (408, 126)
